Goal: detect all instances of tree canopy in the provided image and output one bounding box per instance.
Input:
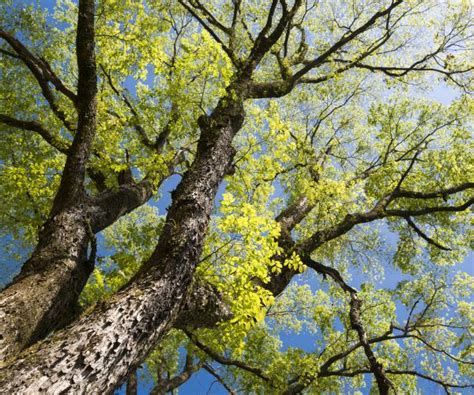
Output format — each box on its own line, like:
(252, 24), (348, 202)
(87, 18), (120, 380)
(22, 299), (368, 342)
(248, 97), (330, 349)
(0, 0), (473, 393)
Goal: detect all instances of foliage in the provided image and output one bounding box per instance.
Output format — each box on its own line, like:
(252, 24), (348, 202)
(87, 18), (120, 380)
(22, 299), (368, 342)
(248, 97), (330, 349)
(1, 0), (473, 393)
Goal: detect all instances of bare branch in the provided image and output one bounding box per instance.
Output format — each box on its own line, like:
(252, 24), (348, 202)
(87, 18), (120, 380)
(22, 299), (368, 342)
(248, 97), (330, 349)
(150, 353), (204, 395)
(243, 0), (303, 78)
(178, 0), (237, 65)
(291, 1), (403, 82)
(301, 256), (357, 294)
(349, 294), (395, 395)
(203, 364), (237, 395)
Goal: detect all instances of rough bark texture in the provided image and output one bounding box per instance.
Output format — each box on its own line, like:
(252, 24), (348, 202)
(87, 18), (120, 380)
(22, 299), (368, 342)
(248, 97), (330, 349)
(0, 181), (154, 361)
(0, 207), (91, 361)
(0, 0), (98, 363)
(50, 0), (97, 215)
(0, 91), (245, 392)
(174, 281), (233, 329)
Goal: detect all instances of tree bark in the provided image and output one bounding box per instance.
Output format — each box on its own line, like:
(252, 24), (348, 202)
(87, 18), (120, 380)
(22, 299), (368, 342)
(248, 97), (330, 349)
(0, 0), (98, 362)
(0, 181), (154, 361)
(0, 91), (245, 392)
(0, 207), (91, 361)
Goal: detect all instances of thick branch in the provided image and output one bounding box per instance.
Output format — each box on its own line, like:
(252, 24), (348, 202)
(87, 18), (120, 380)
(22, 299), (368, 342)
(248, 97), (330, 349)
(51, 0), (97, 213)
(245, 0), (303, 78)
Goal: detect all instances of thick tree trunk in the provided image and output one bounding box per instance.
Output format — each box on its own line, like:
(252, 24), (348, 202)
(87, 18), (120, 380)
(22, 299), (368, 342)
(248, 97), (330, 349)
(0, 181), (154, 361)
(0, 94), (245, 392)
(0, 207), (91, 361)
(0, 0), (98, 363)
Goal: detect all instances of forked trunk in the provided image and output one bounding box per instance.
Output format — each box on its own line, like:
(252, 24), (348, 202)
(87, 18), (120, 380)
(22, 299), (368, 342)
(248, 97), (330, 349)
(0, 96), (245, 393)
(0, 181), (154, 361)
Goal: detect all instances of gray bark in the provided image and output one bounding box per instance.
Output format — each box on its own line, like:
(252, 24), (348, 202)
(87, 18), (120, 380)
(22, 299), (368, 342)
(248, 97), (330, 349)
(0, 91), (245, 392)
(0, 0), (98, 363)
(0, 181), (155, 361)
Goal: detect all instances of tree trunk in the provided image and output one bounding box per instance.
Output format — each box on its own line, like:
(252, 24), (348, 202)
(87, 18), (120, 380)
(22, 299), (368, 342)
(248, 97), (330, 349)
(0, 207), (91, 361)
(0, 0), (99, 363)
(0, 94), (245, 393)
(0, 181), (154, 361)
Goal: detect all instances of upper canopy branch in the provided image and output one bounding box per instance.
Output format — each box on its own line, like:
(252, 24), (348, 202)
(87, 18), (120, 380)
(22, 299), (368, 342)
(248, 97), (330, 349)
(0, 29), (77, 131)
(297, 182), (474, 255)
(291, 0), (403, 82)
(246, 0), (403, 98)
(405, 217), (452, 251)
(184, 329), (272, 383)
(180, 0), (303, 82)
(177, 0), (238, 65)
(242, 0), (303, 76)
(283, 259), (393, 394)
(100, 64), (175, 153)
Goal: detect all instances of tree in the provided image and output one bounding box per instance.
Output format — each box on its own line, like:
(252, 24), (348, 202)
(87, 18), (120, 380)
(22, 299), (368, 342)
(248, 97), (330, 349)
(0, 0), (472, 393)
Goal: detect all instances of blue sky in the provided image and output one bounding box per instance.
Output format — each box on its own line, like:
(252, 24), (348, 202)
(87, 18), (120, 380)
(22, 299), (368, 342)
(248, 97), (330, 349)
(2, 1), (473, 393)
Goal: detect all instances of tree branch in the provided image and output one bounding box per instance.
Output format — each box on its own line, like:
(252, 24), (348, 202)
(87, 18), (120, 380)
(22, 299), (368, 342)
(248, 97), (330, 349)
(385, 369), (474, 392)
(0, 29), (77, 131)
(150, 353), (204, 395)
(203, 364), (236, 394)
(405, 217), (451, 251)
(291, 0), (403, 82)
(0, 113), (69, 154)
(178, 0), (237, 65)
(297, 185), (473, 255)
(184, 330), (271, 383)
(51, 0), (97, 213)
(349, 294), (394, 395)
(397, 182), (474, 199)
